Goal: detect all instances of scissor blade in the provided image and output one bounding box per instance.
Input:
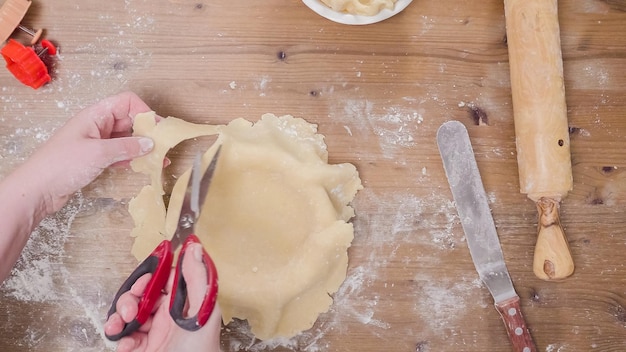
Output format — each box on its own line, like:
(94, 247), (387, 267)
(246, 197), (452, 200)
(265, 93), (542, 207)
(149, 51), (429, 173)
(171, 146), (222, 249)
(196, 145), (222, 217)
(190, 154), (203, 216)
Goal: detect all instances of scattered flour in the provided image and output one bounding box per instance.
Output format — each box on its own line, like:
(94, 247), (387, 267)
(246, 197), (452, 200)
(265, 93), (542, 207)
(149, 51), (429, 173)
(420, 15), (436, 34)
(1, 194), (82, 301)
(338, 99), (425, 158)
(255, 75), (272, 96)
(583, 65), (610, 87)
(413, 275), (484, 335)
(0, 193), (119, 351)
(0, 126), (54, 177)
(357, 189), (461, 252)
(546, 343), (569, 352)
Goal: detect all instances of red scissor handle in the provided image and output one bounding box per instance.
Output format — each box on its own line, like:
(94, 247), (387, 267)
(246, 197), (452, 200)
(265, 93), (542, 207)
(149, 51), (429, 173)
(105, 240), (173, 341)
(169, 234), (219, 331)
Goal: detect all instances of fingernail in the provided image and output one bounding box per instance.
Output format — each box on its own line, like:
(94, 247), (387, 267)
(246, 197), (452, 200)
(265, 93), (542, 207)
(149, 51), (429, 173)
(193, 244), (203, 262)
(139, 137), (154, 153)
(120, 305), (129, 320)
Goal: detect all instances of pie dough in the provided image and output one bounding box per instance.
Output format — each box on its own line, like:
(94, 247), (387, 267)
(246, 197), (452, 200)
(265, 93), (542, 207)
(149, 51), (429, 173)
(127, 112), (362, 339)
(320, 0), (397, 16)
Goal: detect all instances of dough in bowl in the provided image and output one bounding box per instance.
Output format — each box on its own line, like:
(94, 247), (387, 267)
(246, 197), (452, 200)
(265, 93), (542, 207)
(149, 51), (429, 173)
(127, 112), (362, 339)
(321, 0), (397, 16)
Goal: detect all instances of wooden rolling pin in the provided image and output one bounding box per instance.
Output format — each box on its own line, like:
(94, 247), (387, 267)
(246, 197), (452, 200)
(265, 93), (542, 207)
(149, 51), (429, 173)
(504, 0), (574, 280)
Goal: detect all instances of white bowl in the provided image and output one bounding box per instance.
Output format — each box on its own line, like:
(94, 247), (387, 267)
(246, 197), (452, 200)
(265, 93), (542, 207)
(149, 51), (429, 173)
(302, 0), (413, 25)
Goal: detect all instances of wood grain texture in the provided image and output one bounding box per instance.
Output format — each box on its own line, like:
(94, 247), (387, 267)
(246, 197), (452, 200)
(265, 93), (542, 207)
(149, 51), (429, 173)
(0, 0), (625, 351)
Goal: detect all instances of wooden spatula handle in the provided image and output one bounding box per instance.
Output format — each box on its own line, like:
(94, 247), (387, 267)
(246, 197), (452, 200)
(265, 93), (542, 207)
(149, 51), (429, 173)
(495, 296), (537, 352)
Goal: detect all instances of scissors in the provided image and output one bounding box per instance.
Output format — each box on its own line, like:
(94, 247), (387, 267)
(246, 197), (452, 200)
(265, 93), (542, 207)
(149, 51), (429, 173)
(105, 148), (221, 341)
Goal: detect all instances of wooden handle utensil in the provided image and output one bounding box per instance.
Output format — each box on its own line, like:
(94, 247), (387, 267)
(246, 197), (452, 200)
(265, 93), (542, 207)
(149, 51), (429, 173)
(504, 0), (574, 280)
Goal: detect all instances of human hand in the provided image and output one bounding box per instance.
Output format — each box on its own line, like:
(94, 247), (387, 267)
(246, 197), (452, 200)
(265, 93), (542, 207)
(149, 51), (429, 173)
(23, 91), (155, 214)
(104, 242), (222, 352)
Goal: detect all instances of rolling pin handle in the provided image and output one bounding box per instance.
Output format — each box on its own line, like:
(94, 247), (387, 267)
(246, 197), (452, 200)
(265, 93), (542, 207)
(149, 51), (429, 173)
(533, 197), (574, 280)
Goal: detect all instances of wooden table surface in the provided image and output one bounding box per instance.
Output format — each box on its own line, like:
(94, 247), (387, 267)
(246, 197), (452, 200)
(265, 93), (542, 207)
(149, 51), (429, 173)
(1, 0), (626, 351)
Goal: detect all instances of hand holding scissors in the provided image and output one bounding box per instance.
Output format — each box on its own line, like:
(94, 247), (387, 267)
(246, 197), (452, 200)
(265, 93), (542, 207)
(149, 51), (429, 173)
(106, 148), (221, 342)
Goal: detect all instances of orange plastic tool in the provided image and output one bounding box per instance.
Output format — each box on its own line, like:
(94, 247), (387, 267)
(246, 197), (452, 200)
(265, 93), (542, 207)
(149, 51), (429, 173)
(1, 38), (52, 89)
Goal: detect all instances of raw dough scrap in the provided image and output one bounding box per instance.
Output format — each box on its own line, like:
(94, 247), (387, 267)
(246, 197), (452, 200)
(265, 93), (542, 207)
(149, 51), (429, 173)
(128, 113), (220, 258)
(128, 112), (362, 339)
